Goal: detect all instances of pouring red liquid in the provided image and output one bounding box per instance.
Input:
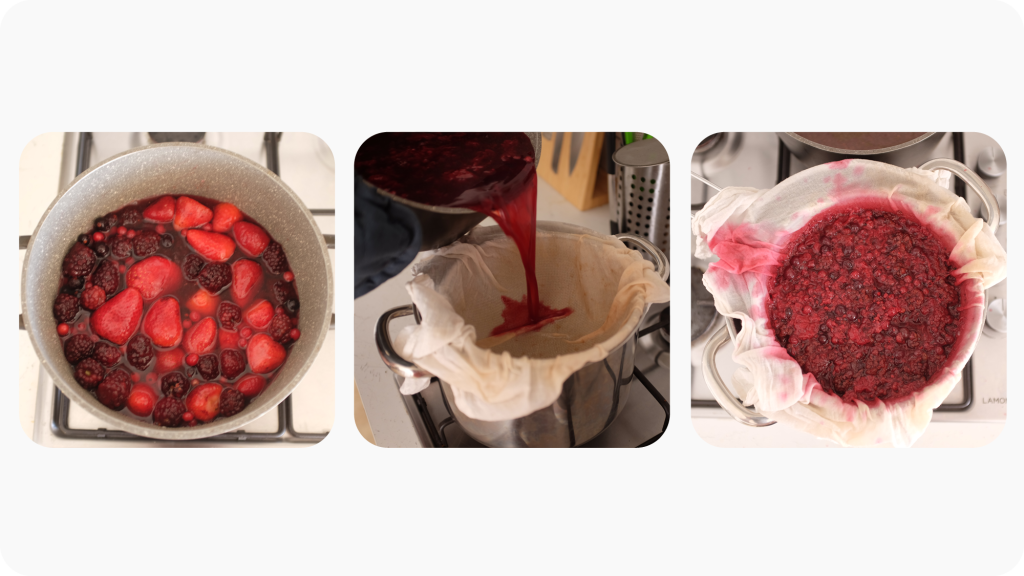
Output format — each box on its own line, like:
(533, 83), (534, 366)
(355, 133), (572, 336)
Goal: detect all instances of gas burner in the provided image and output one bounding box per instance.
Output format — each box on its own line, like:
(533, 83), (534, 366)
(691, 267), (716, 342)
(148, 132), (206, 143)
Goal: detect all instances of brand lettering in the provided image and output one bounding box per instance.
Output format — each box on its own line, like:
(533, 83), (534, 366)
(983, 397), (1007, 404)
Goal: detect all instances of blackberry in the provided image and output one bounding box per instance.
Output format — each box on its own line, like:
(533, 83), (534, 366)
(96, 369), (130, 410)
(132, 230), (162, 257)
(218, 302), (242, 330)
(74, 358), (106, 390)
(183, 253), (206, 281)
(126, 334), (154, 370)
(109, 235), (133, 259)
(63, 334), (95, 364)
(53, 293), (80, 323)
(198, 263), (232, 293)
(91, 259), (120, 296)
(219, 388), (246, 418)
(93, 341), (121, 367)
(269, 312), (293, 343)
(153, 396), (186, 427)
(119, 206), (142, 225)
(160, 372), (190, 398)
(262, 242), (289, 274)
(197, 354), (220, 380)
(62, 242), (97, 277)
(272, 280), (297, 304)
(220, 349), (246, 380)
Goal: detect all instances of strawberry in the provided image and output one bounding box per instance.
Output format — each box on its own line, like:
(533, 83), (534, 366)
(236, 374), (266, 398)
(126, 255), (182, 300)
(185, 288), (220, 316)
(186, 383), (223, 422)
(211, 203), (243, 233)
(127, 384), (158, 417)
(244, 299), (274, 329)
(143, 196), (176, 222)
(185, 229), (235, 262)
(230, 259), (264, 306)
(247, 333), (286, 373)
(182, 317), (218, 355)
(143, 296), (183, 348)
(90, 287), (143, 345)
(173, 196), (213, 231)
(233, 221), (270, 257)
(154, 347), (185, 373)
(219, 328), (239, 350)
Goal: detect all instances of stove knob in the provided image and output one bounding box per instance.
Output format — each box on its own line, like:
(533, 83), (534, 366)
(984, 297), (1007, 338)
(977, 146), (1006, 179)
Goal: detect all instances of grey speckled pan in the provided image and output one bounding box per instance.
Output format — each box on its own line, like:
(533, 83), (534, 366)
(21, 143), (334, 440)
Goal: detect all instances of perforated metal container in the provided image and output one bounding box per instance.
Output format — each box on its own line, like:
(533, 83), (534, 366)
(613, 138), (670, 257)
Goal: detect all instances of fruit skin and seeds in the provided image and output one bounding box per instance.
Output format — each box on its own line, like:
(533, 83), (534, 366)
(767, 208), (965, 405)
(53, 195), (301, 427)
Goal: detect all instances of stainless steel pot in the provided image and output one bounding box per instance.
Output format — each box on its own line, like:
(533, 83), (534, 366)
(777, 132), (944, 169)
(374, 230), (669, 447)
(20, 143), (334, 440)
(699, 158), (999, 427)
(361, 132), (543, 251)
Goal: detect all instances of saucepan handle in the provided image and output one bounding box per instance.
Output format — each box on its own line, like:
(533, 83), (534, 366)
(919, 159), (999, 234)
(701, 325), (776, 427)
(375, 305), (433, 379)
(614, 233), (671, 281)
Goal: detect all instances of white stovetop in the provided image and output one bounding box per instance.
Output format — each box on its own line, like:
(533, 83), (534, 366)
(18, 132), (336, 447)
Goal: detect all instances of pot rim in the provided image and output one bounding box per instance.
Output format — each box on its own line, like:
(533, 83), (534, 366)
(21, 142), (334, 441)
(780, 132), (938, 156)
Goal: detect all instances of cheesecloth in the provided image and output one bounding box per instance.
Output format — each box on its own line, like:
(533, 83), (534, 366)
(394, 221), (670, 422)
(692, 159), (1006, 447)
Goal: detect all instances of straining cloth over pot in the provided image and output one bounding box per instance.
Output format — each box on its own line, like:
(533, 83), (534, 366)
(693, 160), (1006, 447)
(394, 222), (670, 422)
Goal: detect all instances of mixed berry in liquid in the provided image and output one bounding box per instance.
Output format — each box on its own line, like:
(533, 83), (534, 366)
(356, 132), (571, 335)
(767, 208), (965, 405)
(53, 195), (301, 427)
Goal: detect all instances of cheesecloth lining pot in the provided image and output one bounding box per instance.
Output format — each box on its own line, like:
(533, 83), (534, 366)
(692, 159), (1006, 447)
(389, 221), (670, 424)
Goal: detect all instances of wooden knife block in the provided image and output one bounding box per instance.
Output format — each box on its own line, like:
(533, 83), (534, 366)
(537, 132), (608, 211)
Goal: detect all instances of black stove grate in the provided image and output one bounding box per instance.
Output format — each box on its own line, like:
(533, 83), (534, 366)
(48, 132), (332, 442)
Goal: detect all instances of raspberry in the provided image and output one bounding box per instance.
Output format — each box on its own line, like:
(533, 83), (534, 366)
(79, 285), (107, 310)
(63, 334), (95, 364)
(93, 342), (122, 367)
(160, 372), (190, 398)
(132, 230), (162, 258)
(73, 358), (106, 390)
(119, 206), (142, 225)
(153, 396), (186, 427)
(269, 312), (293, 343)
(91, 259), (120, 296)
(218, 302), (242, 330)
(53, 293), (80, 323)
(197, 354), (220, 380)
(126, 334), (155, 370)
(96, 369), (130, 410)
(183, 253), (206, 281)
(198, 263), (232, 293)
(219, 387), (246, 418)
(62, 242), (97, 278)
(262, 241), (289, 274)
(273, 280), (297, 304)
(109, 234), (133, 259)
(220, 349), (246, 380)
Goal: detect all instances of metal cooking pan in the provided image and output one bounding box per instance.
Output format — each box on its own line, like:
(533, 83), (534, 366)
(777, 132), (944, 168)
(20, 143), (334, 440)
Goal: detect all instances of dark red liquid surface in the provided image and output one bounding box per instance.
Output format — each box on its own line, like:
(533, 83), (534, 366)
(766, 208), (964, 405)
(356, 133), (572, 335)
(53, 196), (300, 426)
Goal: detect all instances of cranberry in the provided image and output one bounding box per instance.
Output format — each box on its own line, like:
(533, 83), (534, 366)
(185, 353), (199, 367)
(57, 323), (70, 336)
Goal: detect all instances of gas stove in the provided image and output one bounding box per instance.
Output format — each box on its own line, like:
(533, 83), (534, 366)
(689, 132), (1007, 447)
(17, 132), (336, 447)
(354, 175), (670, 447)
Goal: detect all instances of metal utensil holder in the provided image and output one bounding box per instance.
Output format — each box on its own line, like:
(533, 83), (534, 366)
(613, 138), (670, 257)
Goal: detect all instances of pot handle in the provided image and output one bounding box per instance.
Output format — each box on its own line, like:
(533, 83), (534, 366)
(375, 305), (433, 379)
(701, 325), (776, 427)
(614, 233), (671, 281)
(919, 159), (999, 234)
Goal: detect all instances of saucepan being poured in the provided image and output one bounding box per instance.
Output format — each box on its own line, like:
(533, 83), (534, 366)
(355, 132), (571, 337)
